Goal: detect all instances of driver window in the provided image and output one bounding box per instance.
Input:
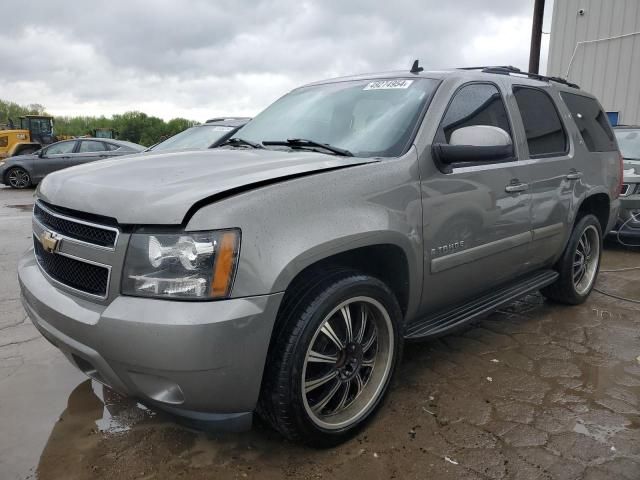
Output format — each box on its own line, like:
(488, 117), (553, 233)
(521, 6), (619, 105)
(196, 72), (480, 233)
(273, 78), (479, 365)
(436, 83), (511, 144)
(45, 142), (76, 155)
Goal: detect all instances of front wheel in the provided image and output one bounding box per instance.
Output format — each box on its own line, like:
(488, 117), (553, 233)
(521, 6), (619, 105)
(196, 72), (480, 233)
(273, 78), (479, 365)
(542, 214), (602, 304)
(259, 271), (402, 447)
(6, 167), (32, 189)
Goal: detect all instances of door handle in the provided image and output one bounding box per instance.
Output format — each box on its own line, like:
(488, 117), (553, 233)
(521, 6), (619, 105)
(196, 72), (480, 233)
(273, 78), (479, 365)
(566, 170), (582, 180)
(505, 181), (529, 193)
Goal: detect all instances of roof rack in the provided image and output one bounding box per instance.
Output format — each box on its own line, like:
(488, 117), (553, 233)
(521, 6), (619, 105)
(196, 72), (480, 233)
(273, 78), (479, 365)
(459, 66), (580, 89)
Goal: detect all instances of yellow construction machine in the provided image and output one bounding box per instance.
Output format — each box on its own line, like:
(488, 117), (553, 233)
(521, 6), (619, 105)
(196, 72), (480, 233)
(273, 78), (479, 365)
(92, 127), (117, 139)
(0, 115), (58, 159)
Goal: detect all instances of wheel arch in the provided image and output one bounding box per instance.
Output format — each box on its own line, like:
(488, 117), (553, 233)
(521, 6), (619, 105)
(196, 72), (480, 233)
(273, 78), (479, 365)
(3, 162), (33, 184)
(273, 236), (416, 321)
(574, 190), (610, 234)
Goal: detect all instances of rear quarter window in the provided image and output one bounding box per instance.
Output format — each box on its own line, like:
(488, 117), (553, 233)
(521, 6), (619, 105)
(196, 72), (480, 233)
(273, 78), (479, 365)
(560, 92), (616, 152)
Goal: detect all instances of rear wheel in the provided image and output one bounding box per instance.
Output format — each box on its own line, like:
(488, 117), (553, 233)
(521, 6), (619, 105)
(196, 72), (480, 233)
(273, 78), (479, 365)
(6, 167), (32, 189)
(542, 214), (602, 304)
(259, 271), (402, 447)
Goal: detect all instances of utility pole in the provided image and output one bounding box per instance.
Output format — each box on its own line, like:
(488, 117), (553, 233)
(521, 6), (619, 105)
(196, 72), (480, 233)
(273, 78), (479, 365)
(529, 0), (545, 73)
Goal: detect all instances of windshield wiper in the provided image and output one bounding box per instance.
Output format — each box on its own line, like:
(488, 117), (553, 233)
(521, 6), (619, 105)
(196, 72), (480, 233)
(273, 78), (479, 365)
(262, 138), (353, 157)
(219, 137), (264, 149)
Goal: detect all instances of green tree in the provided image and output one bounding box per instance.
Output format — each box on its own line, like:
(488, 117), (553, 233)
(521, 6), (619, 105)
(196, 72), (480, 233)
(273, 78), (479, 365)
(1, 99), (198, 146)
(0, 99), (49, 126)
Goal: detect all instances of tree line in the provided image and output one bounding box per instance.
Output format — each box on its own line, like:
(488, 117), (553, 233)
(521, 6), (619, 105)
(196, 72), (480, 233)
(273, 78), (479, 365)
(0, 99), (198, 146)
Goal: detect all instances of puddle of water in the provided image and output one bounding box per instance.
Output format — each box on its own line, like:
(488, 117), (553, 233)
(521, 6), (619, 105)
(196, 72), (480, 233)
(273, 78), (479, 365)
(6, 203), (34, 212)
(572, 419), (626, 444)
(91, 381), (157, 434)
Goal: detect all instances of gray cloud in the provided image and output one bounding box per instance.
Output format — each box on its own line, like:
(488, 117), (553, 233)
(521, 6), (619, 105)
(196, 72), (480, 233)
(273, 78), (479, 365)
(0, 0), (552, 120)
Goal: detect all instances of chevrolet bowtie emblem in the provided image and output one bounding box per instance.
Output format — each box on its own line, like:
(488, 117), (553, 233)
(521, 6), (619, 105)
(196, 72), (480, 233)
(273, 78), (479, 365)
(39, 230), (61, 253)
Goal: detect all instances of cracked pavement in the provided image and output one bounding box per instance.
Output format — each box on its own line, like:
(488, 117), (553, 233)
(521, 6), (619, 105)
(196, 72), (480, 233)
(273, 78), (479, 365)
(0, 185), (639, 480)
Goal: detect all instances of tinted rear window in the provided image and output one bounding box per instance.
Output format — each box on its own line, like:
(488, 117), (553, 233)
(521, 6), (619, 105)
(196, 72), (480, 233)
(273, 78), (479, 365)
(560, 92), (616, 152)
(514, 87), (567, 157)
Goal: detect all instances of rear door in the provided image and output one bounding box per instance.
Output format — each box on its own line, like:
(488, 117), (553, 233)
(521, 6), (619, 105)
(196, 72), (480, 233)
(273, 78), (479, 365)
(73, 140), (112, 166)
(421, 81), (532, 313)
(508, 86), (574, 269)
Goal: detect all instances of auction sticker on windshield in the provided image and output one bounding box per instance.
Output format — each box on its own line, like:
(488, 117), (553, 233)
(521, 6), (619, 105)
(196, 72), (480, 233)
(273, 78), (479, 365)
(364, 79), (414, 90)
(212, 126), (234, 131)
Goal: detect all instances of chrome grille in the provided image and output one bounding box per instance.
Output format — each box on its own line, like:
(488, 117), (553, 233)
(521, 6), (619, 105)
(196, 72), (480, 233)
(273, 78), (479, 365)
(33, 236), (110, 297)
(34, 202), (118, 248)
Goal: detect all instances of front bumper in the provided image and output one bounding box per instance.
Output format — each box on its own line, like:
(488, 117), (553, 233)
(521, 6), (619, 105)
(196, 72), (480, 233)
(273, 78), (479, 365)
(18, 249), (283, 431)
(610, 195), (640, 240)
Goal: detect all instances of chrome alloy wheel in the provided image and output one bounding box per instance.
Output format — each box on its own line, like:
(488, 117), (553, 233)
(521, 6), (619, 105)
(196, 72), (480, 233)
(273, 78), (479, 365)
(301, 296), (394, 430)
(573, 225), (600, 295)
(7, 168), (30, 188)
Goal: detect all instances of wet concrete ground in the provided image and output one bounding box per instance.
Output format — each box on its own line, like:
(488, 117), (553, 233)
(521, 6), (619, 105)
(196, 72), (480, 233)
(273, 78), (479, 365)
(0, 185), (639, 480)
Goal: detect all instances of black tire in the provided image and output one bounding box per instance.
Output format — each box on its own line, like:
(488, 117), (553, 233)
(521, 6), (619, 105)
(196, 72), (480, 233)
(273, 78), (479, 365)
(6, 167), (32, 189)
(541, 214), (602, 304)
(258, 270), (403, 447)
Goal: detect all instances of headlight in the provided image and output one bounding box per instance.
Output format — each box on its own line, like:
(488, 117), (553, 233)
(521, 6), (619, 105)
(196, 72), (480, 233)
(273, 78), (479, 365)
(122, 229), (240, 300)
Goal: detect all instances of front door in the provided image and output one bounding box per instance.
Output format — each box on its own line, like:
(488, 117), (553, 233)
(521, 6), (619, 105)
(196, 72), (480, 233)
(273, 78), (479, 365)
(420, 82), (532, 314)
(35, 140), (78, 179)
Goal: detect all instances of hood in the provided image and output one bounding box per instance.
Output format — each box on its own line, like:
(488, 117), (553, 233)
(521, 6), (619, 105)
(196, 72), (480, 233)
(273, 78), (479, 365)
(3, 153), (39, 165)
(37, 148), (376, 225)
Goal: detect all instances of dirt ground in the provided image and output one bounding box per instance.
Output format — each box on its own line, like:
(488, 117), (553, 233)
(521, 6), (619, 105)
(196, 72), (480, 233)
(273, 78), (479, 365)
(1, 185), (639, 480)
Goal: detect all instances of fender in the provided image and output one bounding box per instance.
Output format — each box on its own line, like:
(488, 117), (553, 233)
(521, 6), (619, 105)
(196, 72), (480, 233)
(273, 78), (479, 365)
(185, 149), (424, 318)
(272, 230), (416, 287)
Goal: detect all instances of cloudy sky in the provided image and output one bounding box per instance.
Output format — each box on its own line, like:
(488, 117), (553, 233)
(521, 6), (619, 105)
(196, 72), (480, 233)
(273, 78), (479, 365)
(2, 0), (553, 122)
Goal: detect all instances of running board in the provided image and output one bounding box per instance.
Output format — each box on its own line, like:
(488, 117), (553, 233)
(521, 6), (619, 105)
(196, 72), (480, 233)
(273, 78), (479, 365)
(405, 270), (558, 340)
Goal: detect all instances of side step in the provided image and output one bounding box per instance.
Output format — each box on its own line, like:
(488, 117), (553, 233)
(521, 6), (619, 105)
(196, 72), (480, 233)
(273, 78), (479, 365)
(405, 270), (558, 340)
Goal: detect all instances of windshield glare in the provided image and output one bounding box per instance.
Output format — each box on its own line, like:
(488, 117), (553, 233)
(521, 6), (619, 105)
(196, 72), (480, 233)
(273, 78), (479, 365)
(615, 129), (640, 160)
(235, 78), (438, 157)
(151, 124), (235, 152)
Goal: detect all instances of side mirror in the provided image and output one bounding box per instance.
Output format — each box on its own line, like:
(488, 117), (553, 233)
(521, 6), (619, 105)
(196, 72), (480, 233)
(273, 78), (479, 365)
(38, 149), (45, 158)
(433, 125), (514, 165)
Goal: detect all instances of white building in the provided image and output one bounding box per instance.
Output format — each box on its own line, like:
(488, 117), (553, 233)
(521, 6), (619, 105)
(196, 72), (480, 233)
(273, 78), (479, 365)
(547, 0), (640, 125)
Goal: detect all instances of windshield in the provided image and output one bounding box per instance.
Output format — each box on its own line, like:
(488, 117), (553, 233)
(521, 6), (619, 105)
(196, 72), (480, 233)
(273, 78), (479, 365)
(615, 129), (640, 160)
(150, 124), (236, 152)
(234, 78), (438, 158)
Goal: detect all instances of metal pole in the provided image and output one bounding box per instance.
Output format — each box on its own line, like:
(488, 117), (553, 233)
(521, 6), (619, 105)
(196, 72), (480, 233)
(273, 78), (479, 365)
(529, 0), (545, 73)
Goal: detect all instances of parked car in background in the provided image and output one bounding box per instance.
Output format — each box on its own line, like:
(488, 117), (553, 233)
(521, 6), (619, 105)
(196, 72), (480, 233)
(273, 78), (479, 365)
(0, 138), (144, 189)
(19, 65), (620, 446)
(147, 117), (251, 153)
(611, 126), (640, 242)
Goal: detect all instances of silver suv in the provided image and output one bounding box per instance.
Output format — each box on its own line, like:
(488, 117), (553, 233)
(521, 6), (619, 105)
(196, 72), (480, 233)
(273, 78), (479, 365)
(19, 64), (621, 446)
